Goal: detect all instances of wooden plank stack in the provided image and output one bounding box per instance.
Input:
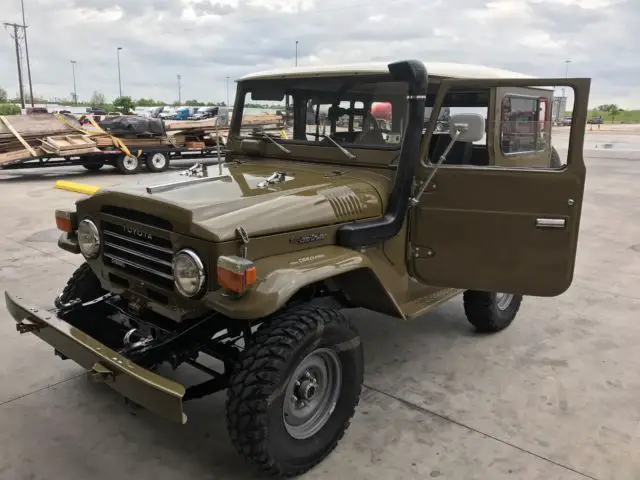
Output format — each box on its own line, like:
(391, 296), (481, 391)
(0, 113), (83, 165)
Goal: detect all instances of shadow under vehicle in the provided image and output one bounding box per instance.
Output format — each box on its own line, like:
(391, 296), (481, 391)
(4, 60), (590, 477)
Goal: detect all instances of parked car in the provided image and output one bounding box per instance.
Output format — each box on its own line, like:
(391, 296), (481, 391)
(588, 115), (603, 124)
(193, 105), (230, 125)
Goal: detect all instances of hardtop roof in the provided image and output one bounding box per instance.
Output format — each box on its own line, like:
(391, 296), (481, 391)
(236, 61), (537, 82)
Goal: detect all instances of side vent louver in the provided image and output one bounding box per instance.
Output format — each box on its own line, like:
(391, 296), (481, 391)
(319, 186), (364, 219)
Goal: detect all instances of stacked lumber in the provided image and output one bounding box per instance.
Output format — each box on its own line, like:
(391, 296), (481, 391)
(40, 134), (99, 156)
(93, 135), (185, 148)
(0, 113), (82, 165)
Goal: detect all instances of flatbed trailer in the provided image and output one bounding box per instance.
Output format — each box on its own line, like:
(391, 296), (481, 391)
(0, 140), (226, 174)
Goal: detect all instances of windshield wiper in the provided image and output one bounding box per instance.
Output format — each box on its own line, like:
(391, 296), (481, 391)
(251, 130), (291, 154)
(320, 134), (356, 160)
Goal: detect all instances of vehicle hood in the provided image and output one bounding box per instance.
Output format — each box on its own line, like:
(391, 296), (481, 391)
(80, 160), (389, 242)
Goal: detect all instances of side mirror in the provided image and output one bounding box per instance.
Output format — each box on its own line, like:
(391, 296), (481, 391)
(449, 113), (485, 143)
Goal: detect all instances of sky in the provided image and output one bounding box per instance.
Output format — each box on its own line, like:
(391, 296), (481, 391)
(0, 0), (638, 108)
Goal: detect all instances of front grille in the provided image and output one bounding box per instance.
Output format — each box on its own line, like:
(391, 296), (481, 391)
(101, 206), (173, 231)
(102, 221), (174, 289)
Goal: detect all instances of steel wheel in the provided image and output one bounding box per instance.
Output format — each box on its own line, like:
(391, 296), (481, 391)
(115, 154), (139, 174)
(146, 152), (169, 172)
(495, 293), (514, 311)
(226, 305), (363, 477)
(283, 347), (342, 440)
(463, 290), (523, 333)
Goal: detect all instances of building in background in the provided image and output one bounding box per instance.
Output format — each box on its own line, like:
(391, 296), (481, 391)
(552, 96), (567, 124)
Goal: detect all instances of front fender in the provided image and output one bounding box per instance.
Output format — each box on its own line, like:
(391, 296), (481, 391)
(204, 245), (400, 320)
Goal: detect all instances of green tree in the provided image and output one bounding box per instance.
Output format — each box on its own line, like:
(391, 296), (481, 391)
(90, 90), (106, 108)
(137, 97), (163, 107)
(608, 105), (622, 123)
(113, 96), (135, 114)
(184, 99), (204, 106)
(0, 87), (8, 103)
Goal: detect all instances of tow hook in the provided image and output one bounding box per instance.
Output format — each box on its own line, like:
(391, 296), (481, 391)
(90, 363), (116, 383)
(16, 319), (41, 334)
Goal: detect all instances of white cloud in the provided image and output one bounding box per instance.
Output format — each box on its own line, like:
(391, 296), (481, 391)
(0, 0), (637, 107)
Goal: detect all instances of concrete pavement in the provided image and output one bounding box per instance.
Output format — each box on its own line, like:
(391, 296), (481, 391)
(0, 150), (638, 480)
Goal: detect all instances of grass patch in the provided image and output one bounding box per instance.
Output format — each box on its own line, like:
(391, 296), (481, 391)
(0, 104), (21, 115)
(565, 109), (640, 124)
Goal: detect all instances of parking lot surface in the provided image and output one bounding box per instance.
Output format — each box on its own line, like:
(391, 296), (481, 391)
(0, 144), (638, 480)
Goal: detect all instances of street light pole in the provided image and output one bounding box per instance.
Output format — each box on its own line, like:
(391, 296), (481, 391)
(225, 76), (230, 107)
(177, 74), (181, 104)
(562, 59), (571, 99)
(117, 47), (123, 97)
(70, 60), (77, 105)
(295, 40), (298, 66)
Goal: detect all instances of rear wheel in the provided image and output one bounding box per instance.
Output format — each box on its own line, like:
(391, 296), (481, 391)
(145, 152), (170, 172)
(226, 305), (363, 477)
(114, 154), (139, 174)
(463, 290), (523, 333)
(82, 159), (105, 171)
(55, 262), (106, 308)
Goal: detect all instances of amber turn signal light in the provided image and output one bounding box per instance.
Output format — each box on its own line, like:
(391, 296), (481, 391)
(217, 255), (257, 294)
(55, 209), (77, 233)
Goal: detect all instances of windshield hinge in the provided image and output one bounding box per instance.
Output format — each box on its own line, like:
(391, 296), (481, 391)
(236, 226), (250, 258)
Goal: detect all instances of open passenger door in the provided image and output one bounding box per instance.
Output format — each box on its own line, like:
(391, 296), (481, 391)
(408, 77), (590, 297)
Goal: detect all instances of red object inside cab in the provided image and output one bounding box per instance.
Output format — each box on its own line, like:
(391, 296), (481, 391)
(371, 102), (392, 121)
(538, 97), (548, 131)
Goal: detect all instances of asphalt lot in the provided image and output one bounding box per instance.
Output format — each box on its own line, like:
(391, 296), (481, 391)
(0, 141), (639, 480)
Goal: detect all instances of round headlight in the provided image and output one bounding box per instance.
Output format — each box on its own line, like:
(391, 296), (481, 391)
(78, 219), (100, 258)
(173, 249), (205, 297)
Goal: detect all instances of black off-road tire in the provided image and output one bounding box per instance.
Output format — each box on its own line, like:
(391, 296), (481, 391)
(82, 160), (105, 171)
(226, 306), (364, 478)
(550, 146), (562, 168)
(463, 290), (523, 333)
(55, 262), (105, 307)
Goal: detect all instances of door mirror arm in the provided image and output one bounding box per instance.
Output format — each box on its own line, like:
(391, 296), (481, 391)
(409, 127), (463, 207)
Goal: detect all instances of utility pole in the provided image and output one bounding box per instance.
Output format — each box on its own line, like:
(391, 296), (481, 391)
(295, 40), (298, 66)
(117, 46), (123, 97)
(4, 22), (25, 109)
(70, 60), (77, 105)
(177, 74), (181, 104)
(20, 0), (34, 106)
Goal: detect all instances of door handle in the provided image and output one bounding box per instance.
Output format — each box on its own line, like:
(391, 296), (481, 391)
(535, 218), (566, 229)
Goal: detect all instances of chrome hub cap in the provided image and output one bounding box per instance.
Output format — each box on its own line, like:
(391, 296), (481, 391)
(283, 348), (342, 440)
(495, 292), (514, 310)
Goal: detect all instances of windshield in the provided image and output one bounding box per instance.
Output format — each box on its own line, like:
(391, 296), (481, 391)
(231, 75), (409, 151)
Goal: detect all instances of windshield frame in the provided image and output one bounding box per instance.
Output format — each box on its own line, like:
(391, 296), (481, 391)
(229, 73), (409, 156)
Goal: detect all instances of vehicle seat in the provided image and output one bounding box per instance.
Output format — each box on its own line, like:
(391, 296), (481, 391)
(429, 133), (472, 165)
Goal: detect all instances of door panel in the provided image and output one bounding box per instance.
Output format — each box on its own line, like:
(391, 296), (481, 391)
(408, 77), (589, 297)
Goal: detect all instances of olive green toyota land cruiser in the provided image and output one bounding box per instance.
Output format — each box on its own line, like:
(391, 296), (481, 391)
(5, 60), (590, 477)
